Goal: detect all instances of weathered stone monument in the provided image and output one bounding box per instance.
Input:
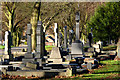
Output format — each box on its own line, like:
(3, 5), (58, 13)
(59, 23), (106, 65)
(35, 21), (43, 66)
(3, 31), (13, 61)
(64, 26), (68, 51)
(22, 24), (35, 63)
(71, 12), (84, 58)
(58, 32), (62, 47)
(47, 23), (62, 64)
(69, 30), (74, 45)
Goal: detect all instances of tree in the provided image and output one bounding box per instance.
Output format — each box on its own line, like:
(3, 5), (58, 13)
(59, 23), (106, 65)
(87, 2), (120, 43)
(31, 2), (41, 50)
(2, 2), (34, 46)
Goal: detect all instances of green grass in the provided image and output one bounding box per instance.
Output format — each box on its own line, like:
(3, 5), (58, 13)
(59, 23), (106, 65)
(0, 45), (14, 49)
(103, 45), (117, 51)
(45, 45), (55, 51)
(57, 60), (120, 80)
(0, 45), (5, 49)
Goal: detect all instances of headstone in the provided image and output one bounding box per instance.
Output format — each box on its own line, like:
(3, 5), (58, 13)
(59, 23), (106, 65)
(47, 47), (62, 64)
(22, 24), (35, 63)
(88, 31), (93, 47)
(71, 12), (84, 58)
(92, 44), (101, 53)
(26, 62), (37, 69)
(35, 21), (43, 66)
(66, 54), (71, 61)
(96, 41), (103, 51)
(58, 32), (62, 47)
(87, 62), (92, 69)
(42, 32), (46, 55)
(3, 31), (12, 61)
(69, 30), (74, 45)
(64, 26), (68, 49)
(117, 38), (120, 58)
(47, 23), (62, 64)
(54, 23), (58, 47)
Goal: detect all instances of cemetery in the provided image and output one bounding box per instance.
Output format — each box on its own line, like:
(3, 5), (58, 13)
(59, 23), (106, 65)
(0, 2), (120, 80)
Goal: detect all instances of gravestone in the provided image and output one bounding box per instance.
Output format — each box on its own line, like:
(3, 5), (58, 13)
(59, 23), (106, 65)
(54, 23), (58, 47)
(35, 21), (43, 66)
(87, 62), (92, 69)
(64, 26), (68, 49)
(3, 31), (13, 61)
(88, 28), (93, 47)
(42, 32), (46, 55)
(58, 32), (62, 47)
(92, 44), (101, 53)
(96, 41), (103, 51)
(47, 23), (62, 64)
(71, 12), (84, 58)
(22, 24), (35, 63)
(69, 30), (74, 45)
(117, 38), (120, 58)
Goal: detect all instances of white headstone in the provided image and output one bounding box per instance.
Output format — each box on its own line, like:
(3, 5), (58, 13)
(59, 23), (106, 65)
(97, 40), (103, 50)
(4, 31), (9, 55)
(54, 23), (58, 47)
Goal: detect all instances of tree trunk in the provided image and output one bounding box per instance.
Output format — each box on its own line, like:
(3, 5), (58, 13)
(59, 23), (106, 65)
(31, 2), (41, 51)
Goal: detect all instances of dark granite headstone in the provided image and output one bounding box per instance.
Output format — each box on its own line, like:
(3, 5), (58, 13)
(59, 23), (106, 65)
(69, 30), (73, 45)
(88, 33), (93, 47)
(58, 32), (62, 47)
(64, 26), (68, 49)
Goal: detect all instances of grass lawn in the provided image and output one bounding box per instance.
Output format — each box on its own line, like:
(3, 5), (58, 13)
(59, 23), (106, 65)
(103, 45), (117, 51)
(0, 45), (14, 49)
(52, 60), (120, 80)
(0, 45), (5, 49)
(45, 45), (54, 51)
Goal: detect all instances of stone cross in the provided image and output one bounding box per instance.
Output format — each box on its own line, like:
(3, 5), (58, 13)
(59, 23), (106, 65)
(64, 26), (67, 49)
(75, 12), (80, 40)
(54, 23), (58, 47)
